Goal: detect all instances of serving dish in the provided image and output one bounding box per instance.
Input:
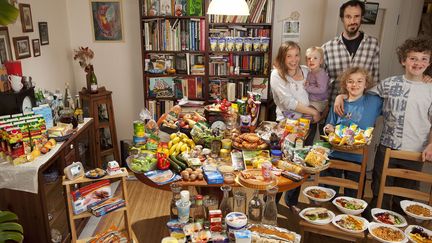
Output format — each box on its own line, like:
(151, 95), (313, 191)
(299, 207), (335, 225)
(332, 196), (367, 215)
(404, 225), (432, 243)
(85, 168), (106, 179)
(371, 208), (407, 228)
(400, 200), (432, 221)
(332, 214), (368, 233)
(302, 186), (336, 203)
(368, 222), (407, 243)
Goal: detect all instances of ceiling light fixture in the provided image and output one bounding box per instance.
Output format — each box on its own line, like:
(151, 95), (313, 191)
(207, 0), (250, 16)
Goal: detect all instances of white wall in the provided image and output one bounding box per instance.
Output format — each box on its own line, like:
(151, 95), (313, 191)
(66, 0), (144, 144)
(6, 0), (73, 93)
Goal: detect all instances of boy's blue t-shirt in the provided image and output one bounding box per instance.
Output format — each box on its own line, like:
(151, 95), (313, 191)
(326, 93), (383, 163)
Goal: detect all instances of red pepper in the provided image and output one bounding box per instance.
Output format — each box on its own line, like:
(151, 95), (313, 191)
(157, 153), (170, 170)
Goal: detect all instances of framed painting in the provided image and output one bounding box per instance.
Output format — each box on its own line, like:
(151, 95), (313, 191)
(0, 27), (13, 65)
(39, 22), (49, 45)
(12, 36), (31, 60)
(19, 3), (34, 32)
(362, 2), (379, 25)
(32, 39), (40, 57)
(90, 0), (124, 42)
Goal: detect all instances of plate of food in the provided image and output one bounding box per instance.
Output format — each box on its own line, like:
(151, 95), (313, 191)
(299, 207), (335, 225)
(371, 208), (407, 228)
(368, 222), (407, 243)
(248, 224), (301, 243)
(332, 214), (368, 233)
(332, 196), (367, 215)
(400, 200), (432, 221)
(303, 186), (336, 203)
(404, 225), (432, 243)
(236, 169), (277, 190)
(85, 168), (106, 179)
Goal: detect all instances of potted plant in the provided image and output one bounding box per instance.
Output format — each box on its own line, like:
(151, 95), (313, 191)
(73, 47), (98, 93)
(0, 0), (19, 26)
(0, 210), (24, 242)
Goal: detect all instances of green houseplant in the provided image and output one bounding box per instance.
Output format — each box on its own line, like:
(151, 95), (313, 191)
(0, 0), (19, 26)
(0, 210), (23, 243)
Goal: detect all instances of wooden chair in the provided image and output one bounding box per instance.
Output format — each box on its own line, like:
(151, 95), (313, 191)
(376, 148), (432, 208)
(299, 146), (369, 243)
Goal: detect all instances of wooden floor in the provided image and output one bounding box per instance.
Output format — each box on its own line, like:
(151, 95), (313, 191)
(90, 178), (374, 243)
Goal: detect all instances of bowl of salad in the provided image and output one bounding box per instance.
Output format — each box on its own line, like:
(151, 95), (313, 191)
(371, 208), (407, 228)
(332, 196), (367, 215)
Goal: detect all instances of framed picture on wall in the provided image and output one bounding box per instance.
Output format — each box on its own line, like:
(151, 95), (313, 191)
(90, 0), (124, 42)
(38, 22), (49, 45)
(19, 3), (34, 32)
(362, 2), (379, 25)
(12, 36), (31, 60)
(32, 39), (41, 57)
(0, 27), (13, 64)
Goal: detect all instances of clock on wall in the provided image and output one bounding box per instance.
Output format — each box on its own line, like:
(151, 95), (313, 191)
(0, 87), (36, 115)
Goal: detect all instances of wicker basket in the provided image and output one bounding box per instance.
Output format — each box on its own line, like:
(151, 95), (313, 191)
(301, 161), (331, 174)
(322, 130), (371, 151)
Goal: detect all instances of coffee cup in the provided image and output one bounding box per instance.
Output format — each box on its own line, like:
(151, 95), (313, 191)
(8, 75), (23, 92)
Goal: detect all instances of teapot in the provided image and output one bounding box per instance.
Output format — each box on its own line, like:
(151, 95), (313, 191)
(8, 75), (23, 92)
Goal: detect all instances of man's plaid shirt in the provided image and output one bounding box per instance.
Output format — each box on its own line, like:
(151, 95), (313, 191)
(322, 32), (380, 104)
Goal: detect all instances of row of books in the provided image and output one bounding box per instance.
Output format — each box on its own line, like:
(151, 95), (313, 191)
(148, 77), (204, 99)
(142, 0), (203, 17)
(209, 25), (271, 38)
(143, 18), (205, 51)
(148, 100), (175, 120)
(208, 77), (269, 101)
(209, 0), (273, 24)
(208, 54), (269, 76)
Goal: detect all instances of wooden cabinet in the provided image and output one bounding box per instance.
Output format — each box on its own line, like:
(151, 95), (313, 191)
(139, 0), (275, 120)
(0, 119), (95, 243)
(79, 87), (119, 168)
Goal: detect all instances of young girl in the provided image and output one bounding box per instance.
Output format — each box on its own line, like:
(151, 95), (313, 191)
(323, 67), (382, 197)
(304, 46), (330, 113)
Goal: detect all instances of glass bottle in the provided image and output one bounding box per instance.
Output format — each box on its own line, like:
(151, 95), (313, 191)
(59, 83), (78, 128)
(176, 190), (191, 223)
(248, 190), (264, 224)
(89, 68), (98, 93)
(193, 194), (206, 225)
(262, 186), (278, 226)
(74, 95), (84, 124)
(169, 183), (182, 219)
(219, 185), (233, 222)
(233, 190), (246, 214)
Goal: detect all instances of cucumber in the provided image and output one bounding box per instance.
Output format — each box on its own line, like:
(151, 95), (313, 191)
(168, 157), (182, 173)
(170, 154), (187, 170)
(176, 154), (187, 163)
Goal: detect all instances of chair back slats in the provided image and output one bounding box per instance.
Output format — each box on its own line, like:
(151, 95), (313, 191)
(387, 168), (432, 184)
(383, 187), (430, 203)
(329, 159), (361, 172)
(376, 148), (431, 208)
(318, 177), (359, 190)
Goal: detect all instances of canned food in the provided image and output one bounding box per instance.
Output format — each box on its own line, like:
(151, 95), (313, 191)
(133, 120), (145, 137)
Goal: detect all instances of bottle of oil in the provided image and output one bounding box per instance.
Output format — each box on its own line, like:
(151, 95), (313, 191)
(74, 95), (84, 124)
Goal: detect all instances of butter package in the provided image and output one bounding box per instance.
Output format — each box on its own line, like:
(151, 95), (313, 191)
(203, 166), (223, 184)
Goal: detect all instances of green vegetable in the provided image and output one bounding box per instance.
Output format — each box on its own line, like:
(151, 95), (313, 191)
(169, 155), (187, 170)
(168, 157), (181, 173)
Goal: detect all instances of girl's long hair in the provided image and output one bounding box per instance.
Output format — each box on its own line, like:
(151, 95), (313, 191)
(274, 41), (301, 82)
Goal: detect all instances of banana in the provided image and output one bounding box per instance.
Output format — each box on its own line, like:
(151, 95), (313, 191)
(180, 143), (189, 152)
(170, 133), (178, 140)
(176, 141), (184, 153)
(172, 137), (181, 144)
(168, 140), (173, 149)
(179, 133), (188, 139)
(169, 143), (178, 155)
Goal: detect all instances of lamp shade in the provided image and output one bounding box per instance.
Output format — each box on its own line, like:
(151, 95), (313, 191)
(207, 0), (250, 16)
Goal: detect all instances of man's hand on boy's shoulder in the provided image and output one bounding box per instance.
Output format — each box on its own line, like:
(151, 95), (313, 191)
(423, 143), (432, 162)
(423, 75), (432, 83)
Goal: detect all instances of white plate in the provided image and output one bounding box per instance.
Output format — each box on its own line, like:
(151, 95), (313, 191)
(371, 208), (407, 228)
(368, 222), (407, 243)
(400, 200), (432, 221)
(299, 207), (335, 225)
(404, 225), (432, 243)
(332, 214), (368, 233)
(332, 196), (368, 215)
(302, 186), (336, 203)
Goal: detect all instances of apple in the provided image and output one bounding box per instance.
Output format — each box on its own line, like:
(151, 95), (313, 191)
(179, 121), (187, 128)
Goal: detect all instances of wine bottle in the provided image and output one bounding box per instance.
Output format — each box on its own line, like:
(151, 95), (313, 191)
(90, 71), (98, 93)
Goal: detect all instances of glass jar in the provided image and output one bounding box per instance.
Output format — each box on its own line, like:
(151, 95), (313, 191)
(169, 183), (182, 219)
(219, 185), (233, 222)
(233, 190), (246, 214)
(262, 186), (278, 225)
(248, 190), (264, 224)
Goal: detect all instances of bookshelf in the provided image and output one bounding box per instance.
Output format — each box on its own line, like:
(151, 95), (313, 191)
(139, 0), (274, 121)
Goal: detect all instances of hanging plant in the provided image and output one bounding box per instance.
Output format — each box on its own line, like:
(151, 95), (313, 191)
(0, 210), (24, 242)
(0, 0), (19, 26)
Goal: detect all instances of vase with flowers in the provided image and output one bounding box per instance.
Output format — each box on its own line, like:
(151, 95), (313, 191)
(73, 46), (98, 94)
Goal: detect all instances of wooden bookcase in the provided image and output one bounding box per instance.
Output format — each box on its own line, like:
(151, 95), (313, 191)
(139, 0), (275, 120)
(62, 168), (131, 242)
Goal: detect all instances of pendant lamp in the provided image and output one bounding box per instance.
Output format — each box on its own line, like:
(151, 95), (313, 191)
(207, 0), (250, 16)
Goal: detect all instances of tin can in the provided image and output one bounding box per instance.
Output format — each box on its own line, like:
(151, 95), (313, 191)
(133, 120), (145, 137)
(261, 162), (272, 182)
(221, 139), (232, 150)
